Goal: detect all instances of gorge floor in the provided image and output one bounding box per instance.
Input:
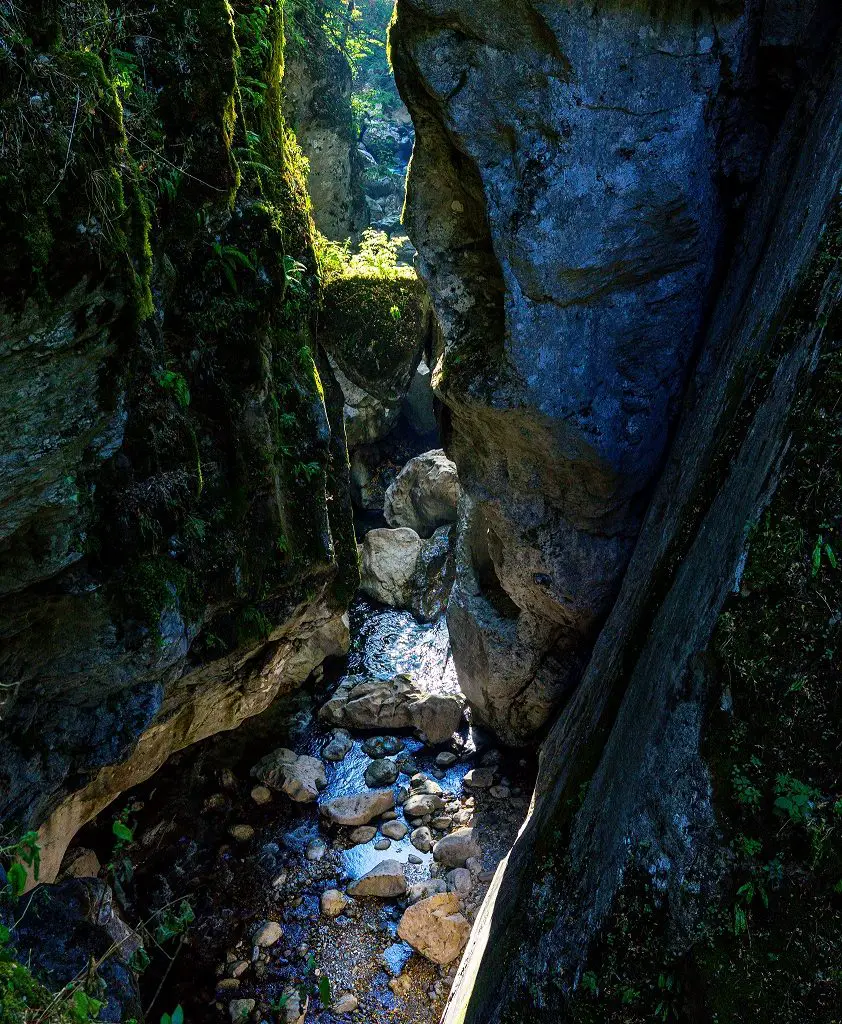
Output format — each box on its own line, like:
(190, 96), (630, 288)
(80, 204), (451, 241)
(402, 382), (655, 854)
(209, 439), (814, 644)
(70, 598), (535, 1024)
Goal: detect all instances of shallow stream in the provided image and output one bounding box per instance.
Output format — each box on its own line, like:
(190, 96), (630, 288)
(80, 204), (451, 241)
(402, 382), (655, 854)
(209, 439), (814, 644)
(74, 598), (534, 1024)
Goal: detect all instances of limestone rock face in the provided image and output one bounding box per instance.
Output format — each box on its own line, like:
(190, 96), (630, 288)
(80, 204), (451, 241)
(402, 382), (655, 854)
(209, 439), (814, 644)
(0, 1), (358, 883)
(397, 892), (471, 965)
(390, 0), (753, 742)
(319, 673), (465, 744)
(283, 36), (367, 240)
(384, 449), (462, 538)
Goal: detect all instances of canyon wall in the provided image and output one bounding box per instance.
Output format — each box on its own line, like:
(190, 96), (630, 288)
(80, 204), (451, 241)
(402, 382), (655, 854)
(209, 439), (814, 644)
(390, 0), (827, 744)
(391, 0), (842, 1019)
(0, 0), (358, 880)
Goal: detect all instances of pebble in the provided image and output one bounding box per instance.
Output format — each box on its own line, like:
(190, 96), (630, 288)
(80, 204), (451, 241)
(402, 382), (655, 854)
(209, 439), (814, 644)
(410, 826), (434, 853)
(250, 785), (272, 805)
(374, 838), (391, 850)
(305, 838), (327, 861)
(431, 815), (452, 830)
(362, 735), (405, 758)
(205, 793), (227, 811)
(229, 999), (255, 1021)
(229, 960), (249, 978)
(229, 824), (254, 842)
(365, 757), (399, 788)
(323, 728), (353, 762)
(217, 978), (240, 991)
(381, 820), (408, 840)
(321, 889), (349, 917)
(446, 867), (473, 894)
(489, 785), (510, 799)
(435, 751), (458, 768)
(221, 768), (237, 790)
(408, 854), (423, 865)
(252, 921), (282, 947)
(349, 826), (377, 844)
(463, 768), (494, 789)
(332, 993), (359, 1014)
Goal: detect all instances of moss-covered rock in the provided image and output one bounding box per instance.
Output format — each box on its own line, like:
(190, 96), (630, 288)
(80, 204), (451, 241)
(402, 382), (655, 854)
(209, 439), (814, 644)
(0, 0), (357, 879)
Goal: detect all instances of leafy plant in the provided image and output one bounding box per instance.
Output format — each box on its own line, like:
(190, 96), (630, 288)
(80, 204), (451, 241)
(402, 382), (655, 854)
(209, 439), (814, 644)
(154, 900), (195, 945)
(293, 460), (321, 482)
(160, 1006), (184, 1024)
(773, 774), (818, 824)
(810, 531), (837, 576)
(0, 830), (41, 901)
(731, 765), (762, 809)
(156, 369), (191, 408)
(210, 241), (256, 292)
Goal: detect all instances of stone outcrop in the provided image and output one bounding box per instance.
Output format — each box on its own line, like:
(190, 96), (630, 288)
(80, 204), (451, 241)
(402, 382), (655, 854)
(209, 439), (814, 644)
(0, 0), (358, 882)
(384, 449), (461, 538)
(282, 14), (368, 240)
(319, 788), (396, 827)
(392, 3), (842, 1021)
(319, 673), (465, 745)
(390, 0), (778, 743)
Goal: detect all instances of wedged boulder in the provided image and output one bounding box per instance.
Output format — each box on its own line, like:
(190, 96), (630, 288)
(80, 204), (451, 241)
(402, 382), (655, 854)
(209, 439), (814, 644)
(251, 748), (327, 803)
(384, 450), (461, 538)
(331, 359), (401, 448)
(320, 788), (396, 826)
(397, 892), (471, 965)
(364, 758), (399, 788)
(347, 859), (407, 897)
(319, 673), (465, 744)
(323, 728), (353, 762)
(360, 524), (455, 621)
(360, 526), (423, 606)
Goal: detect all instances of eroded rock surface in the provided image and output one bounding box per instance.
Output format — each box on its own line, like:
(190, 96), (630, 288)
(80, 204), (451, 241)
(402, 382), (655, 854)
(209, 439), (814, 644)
(390, 0), (756, 742)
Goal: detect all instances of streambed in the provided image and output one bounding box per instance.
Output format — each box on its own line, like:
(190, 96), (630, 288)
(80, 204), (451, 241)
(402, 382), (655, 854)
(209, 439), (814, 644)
(72, 598), (534, 1024)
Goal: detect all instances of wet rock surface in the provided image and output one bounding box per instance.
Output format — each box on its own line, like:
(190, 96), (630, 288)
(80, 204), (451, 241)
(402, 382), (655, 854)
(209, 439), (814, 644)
(384, 450), (461, 539)
(68, 597), (535, 1024)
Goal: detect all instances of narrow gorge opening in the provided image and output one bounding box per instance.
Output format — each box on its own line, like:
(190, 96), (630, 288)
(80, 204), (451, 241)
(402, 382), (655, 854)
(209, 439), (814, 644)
(2, 2), (842, 1024)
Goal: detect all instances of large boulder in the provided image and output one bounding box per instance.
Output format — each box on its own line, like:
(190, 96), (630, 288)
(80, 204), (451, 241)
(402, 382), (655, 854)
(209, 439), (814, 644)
(360, 524), (456, 620)
(397, 892), (471, 965)
(359, 527), (423, 606)
(384, 450), (461, 538)
(320, 788), (396, 827)
(319, 673), (465, 745)
(251, 748), (327, 803)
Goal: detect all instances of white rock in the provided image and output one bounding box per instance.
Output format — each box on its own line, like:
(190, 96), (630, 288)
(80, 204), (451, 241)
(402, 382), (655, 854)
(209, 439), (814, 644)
(359, 527), (422, 606)
(384, 450), (461, 538)
(320, 889), (349, 917)
(252, 920), (282, 947)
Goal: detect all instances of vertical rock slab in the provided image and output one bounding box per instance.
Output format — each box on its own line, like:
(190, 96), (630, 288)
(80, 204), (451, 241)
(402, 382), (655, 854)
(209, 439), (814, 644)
(439, 20), (842, 1024)
(390, 0), (750, 742)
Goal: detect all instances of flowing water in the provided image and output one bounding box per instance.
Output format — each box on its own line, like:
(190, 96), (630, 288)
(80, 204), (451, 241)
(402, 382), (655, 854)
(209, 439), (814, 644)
(74, 597), (535, 1024)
